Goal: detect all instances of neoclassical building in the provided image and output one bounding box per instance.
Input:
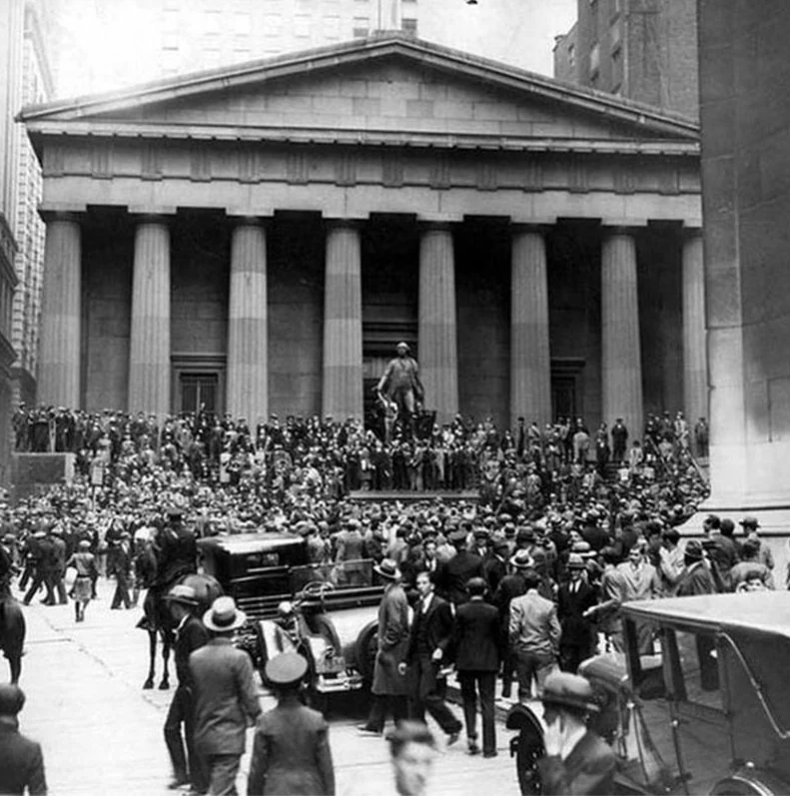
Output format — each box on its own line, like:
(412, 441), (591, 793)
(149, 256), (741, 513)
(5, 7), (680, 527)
(20, 33), (702, 435)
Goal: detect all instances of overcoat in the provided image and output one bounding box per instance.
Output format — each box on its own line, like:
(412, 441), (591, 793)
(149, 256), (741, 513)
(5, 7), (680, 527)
(371, 582), (410, 696)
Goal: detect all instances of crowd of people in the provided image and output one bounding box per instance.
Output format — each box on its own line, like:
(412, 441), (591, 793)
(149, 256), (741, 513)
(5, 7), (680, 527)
(0, 400), (727, 795)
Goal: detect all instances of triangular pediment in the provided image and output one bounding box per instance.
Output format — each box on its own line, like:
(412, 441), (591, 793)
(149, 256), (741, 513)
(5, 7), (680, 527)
(21, 34), (698, 151)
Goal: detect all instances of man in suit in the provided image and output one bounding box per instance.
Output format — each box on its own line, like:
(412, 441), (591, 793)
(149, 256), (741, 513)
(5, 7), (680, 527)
(0, 684), (47, 795)
(110, 531), (133, 610)
(436, 528), (485, 606)
(402, 571), (462, 745)
(557, 554), (599, 675)
(536, 672), (616, 795)
(492, 550), (531, 699)
(164, 584), (209, 793)
(358, 559), (411, 735)
(454, 577), (500, 758)
(509, 569), (561, 701)
(190, 597), (261, 795)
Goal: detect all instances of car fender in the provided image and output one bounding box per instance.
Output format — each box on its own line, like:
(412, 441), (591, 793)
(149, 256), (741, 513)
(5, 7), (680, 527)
(710, 766), (790, 796)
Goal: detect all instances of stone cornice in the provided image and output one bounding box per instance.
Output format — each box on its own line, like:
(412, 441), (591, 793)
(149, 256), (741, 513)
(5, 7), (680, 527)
(24, 122), (699, 158)
(18, 33), (699, 141)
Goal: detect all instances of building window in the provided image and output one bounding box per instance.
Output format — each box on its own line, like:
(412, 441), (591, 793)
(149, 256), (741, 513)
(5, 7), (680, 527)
(353, 15), (369, 37)
(590, 42), (600, 77)
(611, 19), (621, 52)
(568, 43), (576, 70)
(402, 17), (417, 35)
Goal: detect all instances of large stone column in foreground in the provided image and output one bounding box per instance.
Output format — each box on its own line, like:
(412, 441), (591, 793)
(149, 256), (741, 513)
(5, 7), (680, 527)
(227, 219), (268, 422)
(129, 218), (171, 418)
(322, 220), (363, 421)
(39, 214), (82, 408)
(511, 224), (551, 428)
(601, 228), (643, 437)
(419, 222), (458, 425)
(682, 229), (707, 434)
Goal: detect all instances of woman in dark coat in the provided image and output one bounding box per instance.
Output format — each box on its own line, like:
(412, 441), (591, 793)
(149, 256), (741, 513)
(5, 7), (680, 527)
(248, 653), (335, 796)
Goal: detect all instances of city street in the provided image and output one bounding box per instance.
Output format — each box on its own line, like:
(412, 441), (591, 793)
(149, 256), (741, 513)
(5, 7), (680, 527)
(11, 578), (521, 796)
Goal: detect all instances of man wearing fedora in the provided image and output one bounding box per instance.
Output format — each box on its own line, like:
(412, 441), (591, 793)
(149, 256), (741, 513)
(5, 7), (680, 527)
(739, 516), (774, 572)
(359, 559), (410, 736)
(248, 653), (335, 796)
(190, 597), (261, 795)
(0, 683), (47, 795)
(557, 554), (598, 675)
(164, 584), (209, 793)
(535, 672), (616, 795)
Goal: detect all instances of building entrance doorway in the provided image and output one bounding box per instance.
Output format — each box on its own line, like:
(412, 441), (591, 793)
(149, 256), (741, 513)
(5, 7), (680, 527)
(551, 359), (585, 422)
(180, 373), (218, 416)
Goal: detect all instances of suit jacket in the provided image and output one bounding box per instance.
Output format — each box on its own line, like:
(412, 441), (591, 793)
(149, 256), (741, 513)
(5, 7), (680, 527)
(454, 598), (500, 672)
(371, 582), (410, 696)
(557, 581), (598, 649)
(676, 562), (716, 597)
(536, 730), (616, 795)
(509, 590), (561, 658)
(437, 550), (485, 605)
(247, 695), (335, 796)
(174, 613), (209, 689)
(0, 720), (47, 795)
(406, 593), (454, 663)
(190, 638), (261, 755)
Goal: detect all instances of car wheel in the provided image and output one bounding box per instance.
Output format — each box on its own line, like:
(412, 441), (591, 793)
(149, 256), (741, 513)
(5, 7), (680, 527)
(355, 621), (378, 683)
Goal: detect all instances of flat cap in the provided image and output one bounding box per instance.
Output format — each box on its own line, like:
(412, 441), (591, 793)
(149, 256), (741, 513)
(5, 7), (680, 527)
(541, 672), (599, 714)
(265, 652), (308, 686)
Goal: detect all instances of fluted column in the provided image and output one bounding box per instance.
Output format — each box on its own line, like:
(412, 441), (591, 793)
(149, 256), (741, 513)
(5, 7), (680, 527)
(682, 230), (707, 432)
(227, 219), (268, 422)
(602, 228), (643, 437)
(128, 217), (171, 418)
(322, 220), (363, 421)
(39, 213), (82, 407)
(419, 222), (458, 424)
(511, 225), (552, 428)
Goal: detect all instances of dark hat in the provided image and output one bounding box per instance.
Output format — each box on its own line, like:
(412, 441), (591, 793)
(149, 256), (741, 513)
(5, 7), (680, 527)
(739, 516), (760, 529)
(166, 505), (184, 518)
(684, 540), (704, 562)
(541, 672), (599, 714)
(374, 558), (402, 581)
(0, 684), (25, 716)
(516, 527), (537, 543)
(449, 528), (468, 545)
(265, 652), (308, 686)
(165, 584), (199, 607)
(473, 527), (489, 539)
(493, 539), (511, 555)
(510, 549), (534, 569)
(203, 596), (247, 631)
(567, 553), (586, 570)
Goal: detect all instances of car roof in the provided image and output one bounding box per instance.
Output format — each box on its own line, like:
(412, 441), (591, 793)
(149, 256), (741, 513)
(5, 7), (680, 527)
(621, 591), (790, 639)
(197, 532), (302, 555)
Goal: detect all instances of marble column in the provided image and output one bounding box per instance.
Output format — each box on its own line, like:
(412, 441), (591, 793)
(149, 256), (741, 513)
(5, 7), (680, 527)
(682, 230), (707, 433)
(511, 225), (552, 428)
(601, 228), (643, 437)
(227, 219), (268, 423)
(322, 220), (363, 421)
(39, 214), (82, 407)
(419, 222), (458, 424)
(128, 218), (171, 418)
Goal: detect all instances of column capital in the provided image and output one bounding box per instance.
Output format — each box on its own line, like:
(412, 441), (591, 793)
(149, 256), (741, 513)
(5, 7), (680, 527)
(229, 215), (272, 230)
(601, 224), (644, 237)
(418, 214), (462, 229)
(38, 209), (83, 224)
(226, 207), (274, 220)
(323, 217), (365, 231)
(127, 206), (177, 218)
(510, 222), (553, 236)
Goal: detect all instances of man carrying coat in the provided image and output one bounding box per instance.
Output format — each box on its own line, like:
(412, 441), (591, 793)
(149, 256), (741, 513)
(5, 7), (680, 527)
(358, 559), (410, 735)
(557, 554), (599, 675)
(190, 597), (261, 795)
(454, 576), (500, 757)
(401, 571), (462, 745)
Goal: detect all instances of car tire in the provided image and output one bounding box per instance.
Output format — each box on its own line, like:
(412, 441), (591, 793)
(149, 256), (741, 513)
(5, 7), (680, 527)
(354, 620), (378, 683)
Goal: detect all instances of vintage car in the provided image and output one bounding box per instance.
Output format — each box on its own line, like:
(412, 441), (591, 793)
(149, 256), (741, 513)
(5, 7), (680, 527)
(507, 591), (790, 795)
(197, 533), (383, 701)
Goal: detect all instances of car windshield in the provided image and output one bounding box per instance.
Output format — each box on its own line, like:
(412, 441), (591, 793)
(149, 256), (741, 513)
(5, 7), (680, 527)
(290, 558), (376, 593)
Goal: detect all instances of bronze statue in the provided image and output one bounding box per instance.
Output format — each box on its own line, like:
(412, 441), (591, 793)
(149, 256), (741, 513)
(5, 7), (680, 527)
(376, 342), (424, 438)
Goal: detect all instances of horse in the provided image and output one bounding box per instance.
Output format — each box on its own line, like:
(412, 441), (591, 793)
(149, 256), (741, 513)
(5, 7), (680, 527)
(139, 571), (222, 690)
(0, 596), (26, 684)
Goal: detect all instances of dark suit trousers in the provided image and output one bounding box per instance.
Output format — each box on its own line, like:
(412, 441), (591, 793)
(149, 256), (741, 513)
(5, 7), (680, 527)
(365, 693), (409, 732)
(164, 685), (207, 791)
(111, 571), (131, 609)
(408, 654), (462, 736)
(458, 671), (496, 755)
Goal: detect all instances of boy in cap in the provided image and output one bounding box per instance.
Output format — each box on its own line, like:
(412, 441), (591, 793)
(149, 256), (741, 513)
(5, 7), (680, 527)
(248, 653), (335, 795)
(164, 584), (209, 792)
